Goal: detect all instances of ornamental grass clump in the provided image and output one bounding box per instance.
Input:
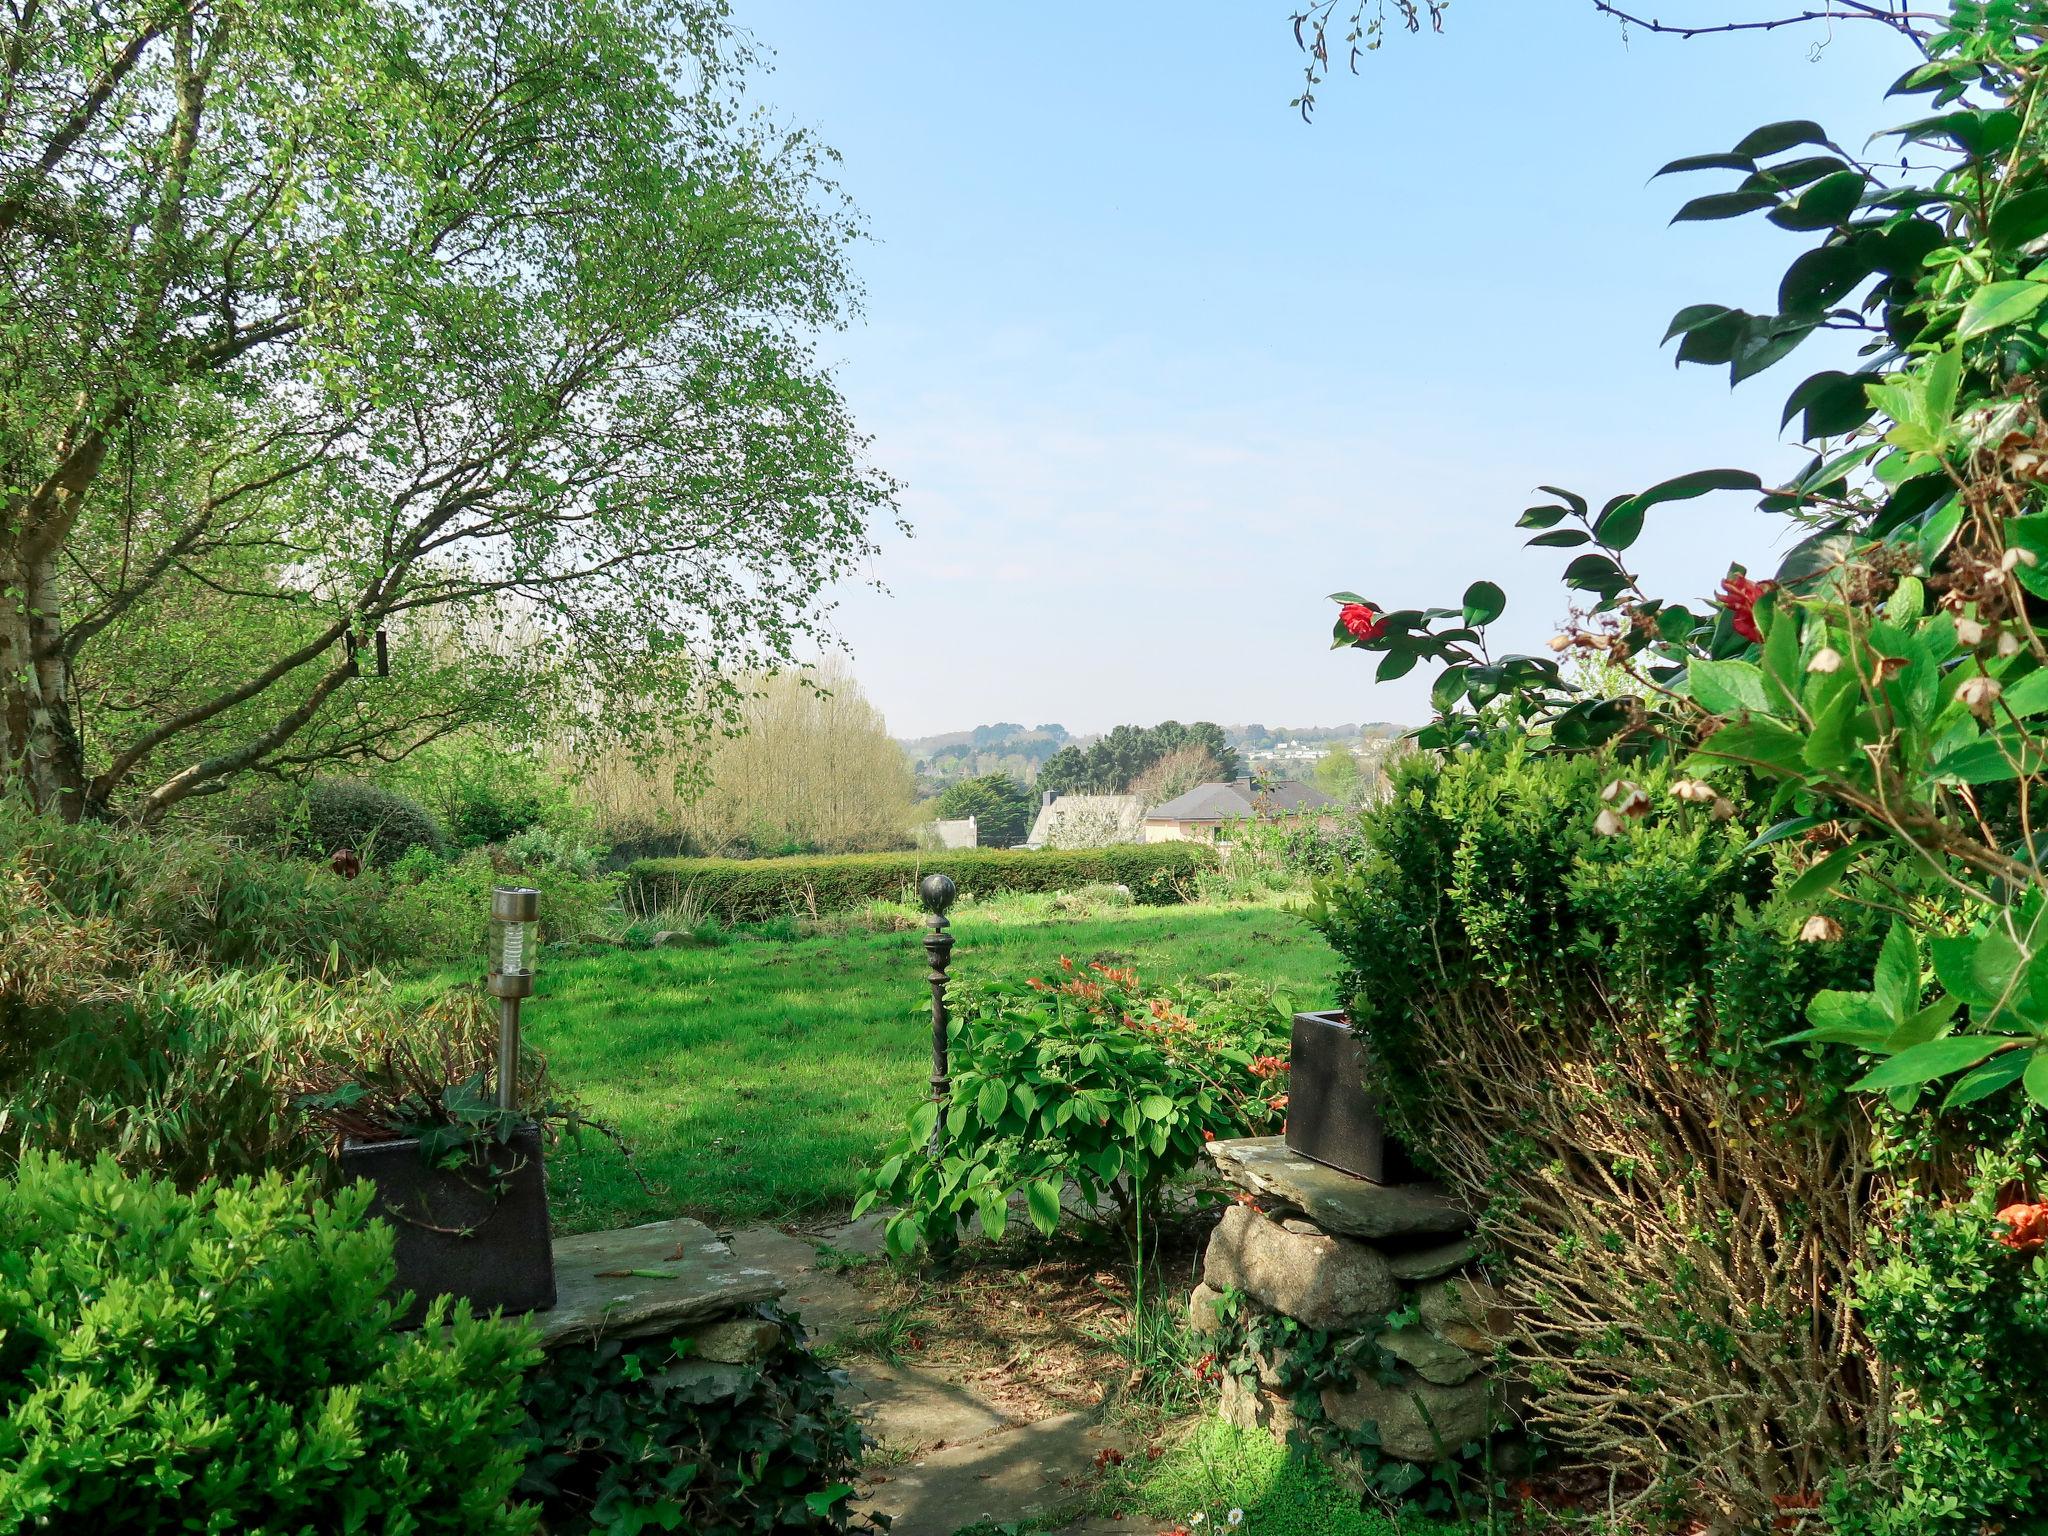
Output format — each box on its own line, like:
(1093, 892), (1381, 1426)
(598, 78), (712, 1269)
(0, 1152), (540, 1531)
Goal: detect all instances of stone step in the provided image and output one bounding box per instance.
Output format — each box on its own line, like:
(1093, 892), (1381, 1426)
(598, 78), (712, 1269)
(1204, 1137), (1468, 1241)
(532, 1217), (783, 1349)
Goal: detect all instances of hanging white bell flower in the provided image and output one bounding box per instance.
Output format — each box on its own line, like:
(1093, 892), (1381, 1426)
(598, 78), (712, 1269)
(1600, 779), (1651, 817)
(1999, 630), (2024, 658)
(1955, 619), (1986, 647)
(1808, 646), (1844, 673)
(1594, 807), (1628, 837)
(1711, 797), (1737, 822)
(1799, 914), (1844, 943)
(1671, 778), (1717, 804)
(1957, 674), (2004, 718)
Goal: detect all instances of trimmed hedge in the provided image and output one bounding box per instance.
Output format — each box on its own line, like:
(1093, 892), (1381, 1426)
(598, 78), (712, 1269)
(627, 844), (1217, 921)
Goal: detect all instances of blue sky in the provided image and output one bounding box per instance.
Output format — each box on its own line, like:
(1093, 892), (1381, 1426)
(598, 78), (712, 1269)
(734, 2), (1920, 738)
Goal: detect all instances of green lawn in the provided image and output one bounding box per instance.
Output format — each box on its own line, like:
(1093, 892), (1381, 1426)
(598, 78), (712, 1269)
(1099, 1419), (1480, 1536)
(517, 899), (1341, 1234)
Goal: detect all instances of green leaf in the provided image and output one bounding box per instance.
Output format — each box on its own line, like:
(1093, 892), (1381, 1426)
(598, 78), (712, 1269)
(1943, 1051), (2030, 1108)
(1673, 190), (1779, 223)
(1689, 717), (1808, 778)
(1745, 816), (1828, 851)
(2002, 669), (2048, 719)
(1931, 935), (1995, 1008)
(1930, 730), (2048, 784)
(1461, 580), (1506, 627)
(1787, 988), (1896, 1045)
(805, 1487), (856, 1520)
(1025, 1179), (1062, 1236)
(2027, 1049), (2048, 1110)
(1767, 169), (1866, 230)
(1780, 368), (1877, 437)
(884, 1212), (921, 1263)
(1786, 843), (1865, 905)
(1139, 1093), (1174, 1122)
(1375, 649), (1418, 683)
(1851, 1036), (2020, 1091)
(1655, 151), (1757, 176)
(1664, 302), (1738, 343)
(1955, 280), (2048, 340)
(1735, 119), (1831, 157)
(1527, 528), (1590, 548)
(1991, 187), (2048, 250)
(1688, 658), (1772, 716)
(1873, 920), (1920, 1023)
(974, 1188), (1008, 1241)
(976, 1078), (1007, 1124)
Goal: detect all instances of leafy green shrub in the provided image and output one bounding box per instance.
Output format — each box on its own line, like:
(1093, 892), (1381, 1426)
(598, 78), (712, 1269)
(0, 1152), (539, 1530)
(441, 761), (555, 849)
(627, 844), (1215, 922)
(517, 1305), (876, 1535)
(278, 775), (447, 866)
(2, 959), (516, 1188)
(1305, 742), (1894, 1522)
(855, 965), (1288, 1260)
(1831, 1153), (2048, 1536)
(381, 846), (622, 964)
(0, 809), (392, 982)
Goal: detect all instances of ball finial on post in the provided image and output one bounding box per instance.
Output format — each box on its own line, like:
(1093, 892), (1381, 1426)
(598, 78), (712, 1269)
(919, 872), (958, 920)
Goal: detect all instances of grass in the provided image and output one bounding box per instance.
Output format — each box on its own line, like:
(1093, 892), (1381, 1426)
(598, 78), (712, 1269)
(500, 894), (1338, 1233)
(1105, 1419), (1482, 1536)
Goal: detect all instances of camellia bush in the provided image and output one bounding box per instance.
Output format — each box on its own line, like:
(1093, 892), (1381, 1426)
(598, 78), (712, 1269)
(1316, 4), (2048, 1529)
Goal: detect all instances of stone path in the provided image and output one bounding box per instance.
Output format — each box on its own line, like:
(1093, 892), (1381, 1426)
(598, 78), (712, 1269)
(536, 1212), (1178, 1533)
(722, 1212), (1141, 1535)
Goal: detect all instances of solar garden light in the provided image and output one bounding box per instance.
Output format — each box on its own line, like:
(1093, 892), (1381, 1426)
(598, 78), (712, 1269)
(488, 887), (540, 1112)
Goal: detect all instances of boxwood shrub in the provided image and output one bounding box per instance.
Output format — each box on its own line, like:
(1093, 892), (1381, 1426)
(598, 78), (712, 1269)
(0, 1152), (540, 1531)
(626, 843), (1217, 922)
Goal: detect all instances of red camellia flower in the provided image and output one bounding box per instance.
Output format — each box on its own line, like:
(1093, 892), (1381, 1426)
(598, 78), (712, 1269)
(1716, 574), (1773, 645)
(1339, 601), (1388, 642)
(1996, 1200), (2048, 1253)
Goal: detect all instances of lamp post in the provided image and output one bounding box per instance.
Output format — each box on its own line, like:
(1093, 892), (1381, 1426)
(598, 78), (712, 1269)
(919, 873), (957, 1155)
(488, 887), (540, 1113)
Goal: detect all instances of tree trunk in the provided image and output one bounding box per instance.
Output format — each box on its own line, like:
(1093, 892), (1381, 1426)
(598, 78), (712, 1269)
(1, 546), (87, 819)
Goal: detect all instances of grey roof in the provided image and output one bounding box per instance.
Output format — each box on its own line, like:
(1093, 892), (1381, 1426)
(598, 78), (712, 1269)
(1145, 778), (1337, 823)
(1026, 794), (1146, 849)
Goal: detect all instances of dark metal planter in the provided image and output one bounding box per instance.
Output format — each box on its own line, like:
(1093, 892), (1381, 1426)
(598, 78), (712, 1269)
(339, 1122), (556, 1326)
(1284, 1009), (1417, 1184)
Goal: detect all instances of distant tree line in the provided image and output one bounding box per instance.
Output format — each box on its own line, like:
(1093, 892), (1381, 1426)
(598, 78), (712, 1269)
(1037, 722), (1241, 799)
(933, 774), (1035, 848)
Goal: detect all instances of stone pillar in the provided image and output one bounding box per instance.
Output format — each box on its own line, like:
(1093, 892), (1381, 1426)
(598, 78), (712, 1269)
(1194, 1136), (1512, 1473)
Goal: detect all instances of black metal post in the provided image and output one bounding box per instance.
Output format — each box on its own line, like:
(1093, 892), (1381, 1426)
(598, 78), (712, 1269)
(919, 873), (958, 1154)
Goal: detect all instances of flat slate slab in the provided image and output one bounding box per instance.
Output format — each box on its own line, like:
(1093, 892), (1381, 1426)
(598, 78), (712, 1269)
(857, 1410), (1128, 1535)
(531, 1217), (784, 1349)
(1205, 1137), (1470, 1241)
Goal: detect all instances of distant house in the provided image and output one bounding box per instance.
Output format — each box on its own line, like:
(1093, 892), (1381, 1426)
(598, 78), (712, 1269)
(1143, 778), (1336, 843)
(918, 816), (978, 850)
(1023, 793), (1146, 850)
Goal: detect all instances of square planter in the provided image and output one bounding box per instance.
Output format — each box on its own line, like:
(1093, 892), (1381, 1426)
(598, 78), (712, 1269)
(1284, 1009), (1417, 1184)
(339, 1121), (556, 1326)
